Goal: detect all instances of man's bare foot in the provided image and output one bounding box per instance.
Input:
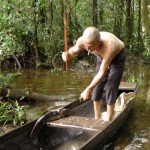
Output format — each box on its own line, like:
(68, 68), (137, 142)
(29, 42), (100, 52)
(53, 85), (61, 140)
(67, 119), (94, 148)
(100, 111), (114, 121)
(95, 114), (101, 120)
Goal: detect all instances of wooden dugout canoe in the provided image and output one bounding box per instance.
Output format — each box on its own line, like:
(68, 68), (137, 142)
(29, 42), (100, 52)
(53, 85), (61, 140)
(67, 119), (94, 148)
(0, 82), (138, 150)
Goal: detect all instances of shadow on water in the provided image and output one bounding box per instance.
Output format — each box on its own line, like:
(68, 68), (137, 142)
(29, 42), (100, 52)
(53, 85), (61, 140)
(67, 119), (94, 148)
(6, 63), (150, 149)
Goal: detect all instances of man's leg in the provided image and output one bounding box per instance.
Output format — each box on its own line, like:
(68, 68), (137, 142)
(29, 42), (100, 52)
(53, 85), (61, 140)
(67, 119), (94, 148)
(93, 101), (115, 121)
(93, 100), (102, 119)
(92, 55), (109, 120)
(105, 49), (125, 121)
(106, 104), (115, 121)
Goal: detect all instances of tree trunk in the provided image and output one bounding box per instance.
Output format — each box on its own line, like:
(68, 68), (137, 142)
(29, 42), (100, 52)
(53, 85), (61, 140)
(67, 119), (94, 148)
(138, 0), (142, 51)
(39, 0), (46, 24)
(33, 0), (41, 68)
(74, 0), (82, 36)
(67, 0), (76, 45)
(49, 0), (53, 37)
(98, 1), (104, 29)
(125, 0), (134, 48)
(113, 0), (124, 39)
(0, 88), (61, 102)
(93, 0), (98, 27)
(141, 0), (150, 53)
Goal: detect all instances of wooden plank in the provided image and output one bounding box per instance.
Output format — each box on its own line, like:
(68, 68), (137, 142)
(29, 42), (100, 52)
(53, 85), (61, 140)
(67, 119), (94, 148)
(119, 82), (137, 90)
(47, 116), (109, 131)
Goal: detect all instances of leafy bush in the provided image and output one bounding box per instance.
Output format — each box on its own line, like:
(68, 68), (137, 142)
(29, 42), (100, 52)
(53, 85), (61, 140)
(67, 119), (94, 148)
(142, 51), (150, 62)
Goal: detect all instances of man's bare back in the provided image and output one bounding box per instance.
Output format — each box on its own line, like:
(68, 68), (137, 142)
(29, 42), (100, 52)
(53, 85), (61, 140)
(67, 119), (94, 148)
(77, 31), (125, 61)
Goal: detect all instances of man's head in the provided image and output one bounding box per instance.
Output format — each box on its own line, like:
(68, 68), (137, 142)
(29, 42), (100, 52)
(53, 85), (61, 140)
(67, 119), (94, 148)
(82, 27), (100, 51)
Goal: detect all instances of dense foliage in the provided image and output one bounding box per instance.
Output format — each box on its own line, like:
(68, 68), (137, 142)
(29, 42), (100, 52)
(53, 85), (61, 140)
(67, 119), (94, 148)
(0, 0), (149, 68)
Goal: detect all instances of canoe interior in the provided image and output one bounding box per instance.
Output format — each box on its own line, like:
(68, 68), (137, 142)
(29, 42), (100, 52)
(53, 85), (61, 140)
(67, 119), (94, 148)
(0, 82), (137, 150)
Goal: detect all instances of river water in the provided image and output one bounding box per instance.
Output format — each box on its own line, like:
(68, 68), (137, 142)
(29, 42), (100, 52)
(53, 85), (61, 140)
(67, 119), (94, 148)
(9, 62), (150, 150)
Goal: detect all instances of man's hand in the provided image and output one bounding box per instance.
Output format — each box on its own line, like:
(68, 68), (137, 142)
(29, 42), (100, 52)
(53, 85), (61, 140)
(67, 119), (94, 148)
(62, 52), (70, 62)
(80, 88), (92, 101)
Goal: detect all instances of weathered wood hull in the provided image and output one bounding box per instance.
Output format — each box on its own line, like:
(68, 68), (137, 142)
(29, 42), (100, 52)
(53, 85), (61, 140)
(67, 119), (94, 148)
(0, 82), (138, 150)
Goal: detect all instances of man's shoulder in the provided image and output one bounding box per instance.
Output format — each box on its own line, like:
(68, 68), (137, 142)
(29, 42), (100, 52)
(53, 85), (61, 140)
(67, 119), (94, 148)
(77, 36), (83, 42)
(76, 36), (84, 48)
(100, 31), (122, 43)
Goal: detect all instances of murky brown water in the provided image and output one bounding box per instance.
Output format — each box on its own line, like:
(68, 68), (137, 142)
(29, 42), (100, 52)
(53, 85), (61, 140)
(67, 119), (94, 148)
(8, 63), (150, 150)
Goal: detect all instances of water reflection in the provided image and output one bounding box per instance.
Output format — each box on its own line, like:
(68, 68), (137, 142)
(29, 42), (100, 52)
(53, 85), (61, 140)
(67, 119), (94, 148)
(9, 63), (150, 150)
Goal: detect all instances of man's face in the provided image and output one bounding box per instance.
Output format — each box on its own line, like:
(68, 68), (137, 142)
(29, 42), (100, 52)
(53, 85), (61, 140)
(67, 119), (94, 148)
(83, 39), (99, 51)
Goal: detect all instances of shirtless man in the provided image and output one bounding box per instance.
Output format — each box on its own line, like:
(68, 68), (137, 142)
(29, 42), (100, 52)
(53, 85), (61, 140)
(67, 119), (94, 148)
(62, 27), (126, 121)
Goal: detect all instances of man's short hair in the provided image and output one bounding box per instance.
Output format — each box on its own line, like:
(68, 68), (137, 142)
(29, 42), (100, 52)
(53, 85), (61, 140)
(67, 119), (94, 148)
(82, 27), (100, 41)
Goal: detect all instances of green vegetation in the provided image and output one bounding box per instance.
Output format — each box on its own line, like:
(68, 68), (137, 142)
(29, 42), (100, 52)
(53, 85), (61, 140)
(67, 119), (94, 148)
(0, 0), (149, 69)
(0, 72), (27, 129)
(0, 72), (22, 87)
(0, 100), (27, 127)
(127, 75), (146, 86)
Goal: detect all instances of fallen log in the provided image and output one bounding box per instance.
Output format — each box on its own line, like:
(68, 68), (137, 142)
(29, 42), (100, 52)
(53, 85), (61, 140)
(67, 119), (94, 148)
(0, 87), (60, 102)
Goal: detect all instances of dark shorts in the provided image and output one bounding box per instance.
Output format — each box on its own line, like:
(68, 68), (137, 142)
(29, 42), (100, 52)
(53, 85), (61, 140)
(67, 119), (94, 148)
(91, 48), (126, 104)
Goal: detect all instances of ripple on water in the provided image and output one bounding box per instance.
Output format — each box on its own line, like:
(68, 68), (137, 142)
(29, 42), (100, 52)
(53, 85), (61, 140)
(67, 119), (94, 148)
(114, 128), (149, 150)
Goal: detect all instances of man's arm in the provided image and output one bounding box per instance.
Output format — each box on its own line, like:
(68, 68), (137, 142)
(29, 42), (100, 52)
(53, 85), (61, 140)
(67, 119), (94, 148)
(80, 49), (114, 100)
(87, 55), (112, 90)
(62, 37), (84, 62)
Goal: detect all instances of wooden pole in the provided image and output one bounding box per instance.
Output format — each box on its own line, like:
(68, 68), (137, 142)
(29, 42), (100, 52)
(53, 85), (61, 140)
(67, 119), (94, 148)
(63, 11), (68, 71)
